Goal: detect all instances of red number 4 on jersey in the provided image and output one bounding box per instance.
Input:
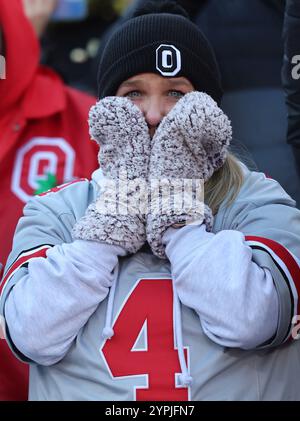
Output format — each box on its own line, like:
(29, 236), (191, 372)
(101, 279), (190, 401)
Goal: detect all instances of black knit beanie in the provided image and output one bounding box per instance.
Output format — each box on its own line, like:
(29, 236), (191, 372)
(97, 0), (223, 104)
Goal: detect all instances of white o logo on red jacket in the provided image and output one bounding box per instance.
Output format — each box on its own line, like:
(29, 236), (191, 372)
(12, 137), (75, 202)
(156, 44), (182, 76)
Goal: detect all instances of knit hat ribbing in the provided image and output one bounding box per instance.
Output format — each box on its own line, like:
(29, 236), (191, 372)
(97, 1), (223, 104)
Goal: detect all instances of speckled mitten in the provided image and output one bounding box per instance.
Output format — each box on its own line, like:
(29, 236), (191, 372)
(147, 91), (232, 258)
(73, 97), (151, 254)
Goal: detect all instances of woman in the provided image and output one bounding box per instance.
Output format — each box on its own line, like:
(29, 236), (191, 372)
(1, 0), (300, 401)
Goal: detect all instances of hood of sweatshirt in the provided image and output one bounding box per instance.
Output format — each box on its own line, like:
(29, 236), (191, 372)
(0, 0), (67, 118)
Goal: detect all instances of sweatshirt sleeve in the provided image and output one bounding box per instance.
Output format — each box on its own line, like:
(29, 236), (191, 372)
(165, 169), (300, 350)
(163, 224), (279, 350)
(2, 240), (125, 366)
(0, 183), (126, 366)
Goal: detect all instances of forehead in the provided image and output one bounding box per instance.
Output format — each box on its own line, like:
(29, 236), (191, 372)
(118, 73), (194, 89)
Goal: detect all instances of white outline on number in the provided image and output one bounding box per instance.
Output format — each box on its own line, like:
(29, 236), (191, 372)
(12, 137), (75, 203)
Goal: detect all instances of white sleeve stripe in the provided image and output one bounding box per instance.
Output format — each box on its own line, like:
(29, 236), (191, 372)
(0, 245), (52, 298)
(246, 237), (300, 341)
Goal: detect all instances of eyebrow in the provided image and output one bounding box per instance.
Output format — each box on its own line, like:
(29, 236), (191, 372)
(167, 79), (192, 87)
(119, 80), (144, 88)
(119, 78), (192, 89)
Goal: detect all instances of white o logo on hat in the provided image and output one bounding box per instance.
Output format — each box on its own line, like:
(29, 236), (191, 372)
(156, 44), (181, 76)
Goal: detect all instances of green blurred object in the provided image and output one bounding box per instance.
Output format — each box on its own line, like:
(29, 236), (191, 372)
(34, 173), (58, 195)
(112, 0), (134, 15)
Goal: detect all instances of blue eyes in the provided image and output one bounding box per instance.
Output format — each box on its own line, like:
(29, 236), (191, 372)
(124, 90), (184, 98)
(126, 91), (141, 98)
(168, 90), (184, 98)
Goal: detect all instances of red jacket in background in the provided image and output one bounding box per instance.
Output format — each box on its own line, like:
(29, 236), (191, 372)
(0, 0), (98, 400)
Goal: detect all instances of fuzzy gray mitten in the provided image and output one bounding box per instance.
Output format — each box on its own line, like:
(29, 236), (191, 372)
(73, 97), (151, 254)
(147, 91), (232, 258)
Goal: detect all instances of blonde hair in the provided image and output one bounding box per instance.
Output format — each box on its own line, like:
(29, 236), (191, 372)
(204, 153), (244, 215)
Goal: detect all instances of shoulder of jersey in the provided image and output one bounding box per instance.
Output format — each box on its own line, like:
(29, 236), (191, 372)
(238, 166), (295, 206)
(36, 178), (89, 198)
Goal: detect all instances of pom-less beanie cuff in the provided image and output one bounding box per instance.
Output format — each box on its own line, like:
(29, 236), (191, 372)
(97, 13), (223, 104)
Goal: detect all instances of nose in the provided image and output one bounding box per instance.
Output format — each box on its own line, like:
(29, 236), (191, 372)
(142, 96), (165, 130)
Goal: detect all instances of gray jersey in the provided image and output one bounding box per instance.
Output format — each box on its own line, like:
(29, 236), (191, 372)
(1, 166), (300, 401)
